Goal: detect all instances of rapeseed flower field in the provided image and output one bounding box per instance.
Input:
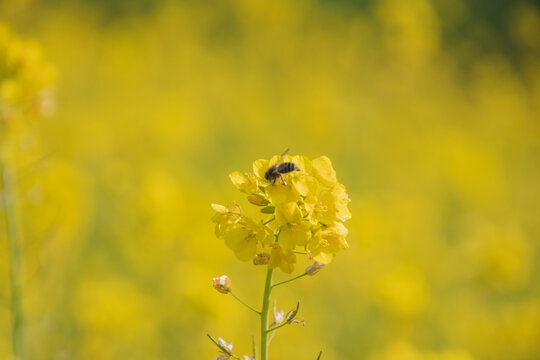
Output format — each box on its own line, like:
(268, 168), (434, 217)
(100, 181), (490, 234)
(1, 0), (539, 359)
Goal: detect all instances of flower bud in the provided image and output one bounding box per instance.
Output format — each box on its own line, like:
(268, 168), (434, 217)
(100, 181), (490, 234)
(260, 206), (275, 214)
(253, 252), (270, 265)
(247, 193), (269, 206)
(212, 275), (232, 294)
(286, 313), (305, 326)
(285, 302), (305, 326)
(306, 262), (324, 276)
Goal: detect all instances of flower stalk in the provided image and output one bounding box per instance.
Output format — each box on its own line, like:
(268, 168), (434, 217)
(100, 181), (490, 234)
(209, 150), (351, 359)
(260, 268), (274, 360)
(230, 291), (261, 315)
(271, 272), (307, 288)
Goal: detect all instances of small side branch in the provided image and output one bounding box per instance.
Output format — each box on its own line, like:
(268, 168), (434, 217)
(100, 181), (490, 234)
(271, 272), (307, 288)
(230, 291), (261, 315)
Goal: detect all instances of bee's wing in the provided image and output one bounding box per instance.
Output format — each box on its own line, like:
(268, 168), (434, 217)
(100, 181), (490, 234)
(269, 148), (290, 167)
(277, 148), (290, 164)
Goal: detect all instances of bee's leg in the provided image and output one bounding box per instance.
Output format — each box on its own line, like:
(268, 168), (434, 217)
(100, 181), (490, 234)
(272, 177), (276, 185)
(279, 174), (287, 185)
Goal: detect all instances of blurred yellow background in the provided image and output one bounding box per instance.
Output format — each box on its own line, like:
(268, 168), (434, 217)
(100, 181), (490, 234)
(1, 0), (540, 359)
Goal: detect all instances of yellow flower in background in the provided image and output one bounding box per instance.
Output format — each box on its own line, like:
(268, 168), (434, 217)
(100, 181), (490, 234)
(0, 22), (55, 126)
(211, 151), (351, 273)
(0, 1), (538, 358)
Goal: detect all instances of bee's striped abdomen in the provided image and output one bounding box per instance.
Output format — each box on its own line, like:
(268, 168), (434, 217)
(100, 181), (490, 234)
(277, 162), (299, 174)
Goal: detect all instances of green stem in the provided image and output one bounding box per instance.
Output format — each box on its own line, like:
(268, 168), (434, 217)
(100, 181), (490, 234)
(1, 165), (23, 360)
(260, 268), (274, 360)
(263, 217), (275, 225)
(271, 272), (307, 288)
(316, 350), (323, 360)
(230, 291), (261, 315)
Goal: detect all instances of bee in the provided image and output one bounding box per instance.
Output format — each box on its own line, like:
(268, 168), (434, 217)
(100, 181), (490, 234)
(265, 148), (301, 185)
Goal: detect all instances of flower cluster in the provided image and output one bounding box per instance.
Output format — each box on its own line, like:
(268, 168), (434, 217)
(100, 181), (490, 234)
(212, 152), (351, 273)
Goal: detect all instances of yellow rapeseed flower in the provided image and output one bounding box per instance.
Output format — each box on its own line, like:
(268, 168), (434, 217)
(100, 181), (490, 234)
(211, 151), (351, 272)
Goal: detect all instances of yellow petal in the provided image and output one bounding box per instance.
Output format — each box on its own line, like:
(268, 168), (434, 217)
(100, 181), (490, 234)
(229, 171), (246, 187)
(258, 226), (275, 246)
(234, 239), (257, 261)
(291, 173), (318, 197)
(292, 155), (312, 174)
(223, 225), (257, 261)
(229, 171), (257, 193)
(279, 250), (296, 273)
(312, 156), (337, 187)
(280, 223), (311, 250)
(317, 190), (339, 224)
(268, 244), (281, 269)
(279, 227), (296, 250)
(312, 250), (334, 264)
(275, 202), (302, 225)
(293, 223), (312, 246)
(307, 231), (322, 251)
(265, 183), (299, 204)
(247, 220), (274, 246)
(326, 221), (349, 237)
(211, 203), (228, 213)
(229, 202), (242, 214)
(331, 184), (351, 220)
(223, 225), (251, 251)
(322, 222), (349, 251)
(253, 159), (269, 180)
